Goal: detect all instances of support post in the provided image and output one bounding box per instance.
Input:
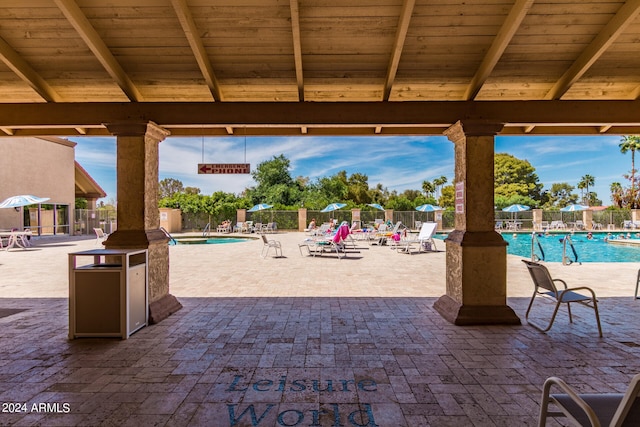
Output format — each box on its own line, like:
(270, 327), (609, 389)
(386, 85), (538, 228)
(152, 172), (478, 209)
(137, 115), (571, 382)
(104, 121), (182, 324)
(434, 121), (521, 325)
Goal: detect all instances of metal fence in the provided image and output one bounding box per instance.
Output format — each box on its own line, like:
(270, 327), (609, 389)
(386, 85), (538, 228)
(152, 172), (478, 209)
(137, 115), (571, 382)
(101, 208), (637, 234)
(74, 209), (117, 235)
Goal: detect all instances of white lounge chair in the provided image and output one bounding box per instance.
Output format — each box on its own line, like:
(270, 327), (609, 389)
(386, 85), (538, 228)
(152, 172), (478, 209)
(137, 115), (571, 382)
(397, 222), (438, 253)
(93, 227), (108, 245)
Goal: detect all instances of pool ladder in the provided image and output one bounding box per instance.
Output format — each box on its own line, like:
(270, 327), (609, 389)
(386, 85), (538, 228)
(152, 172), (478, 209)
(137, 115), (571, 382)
(530, 232), (545, 262)
(160, 227), (177, 245)
(562, 234), (581, 265)
(202, 223), (211, 237)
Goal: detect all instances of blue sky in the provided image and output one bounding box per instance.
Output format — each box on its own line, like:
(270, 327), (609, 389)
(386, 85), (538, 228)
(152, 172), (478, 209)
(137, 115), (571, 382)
(71, 134), (629, 205)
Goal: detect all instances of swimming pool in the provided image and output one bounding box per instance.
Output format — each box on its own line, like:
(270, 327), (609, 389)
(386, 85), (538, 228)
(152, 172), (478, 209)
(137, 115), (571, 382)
(170, 237), (252, 245)
(435, 232), (640, 263)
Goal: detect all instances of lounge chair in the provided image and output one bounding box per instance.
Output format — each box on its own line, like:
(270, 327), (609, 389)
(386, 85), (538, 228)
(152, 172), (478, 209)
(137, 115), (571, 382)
(397, 222), (438, 253)
(263, 222), (277, 233)
(522, 260), (602, 337)
(93, 227), (108, 245)
(217, 221), (231, 233)
(233, 222), (244, 233)
(538, 373), (640, 426)
(260, 233), (282, 258)
(300, 223), (350, 259)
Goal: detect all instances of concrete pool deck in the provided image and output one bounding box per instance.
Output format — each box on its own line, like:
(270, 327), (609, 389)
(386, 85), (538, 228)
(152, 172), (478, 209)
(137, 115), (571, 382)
(0, 231), (639, 426)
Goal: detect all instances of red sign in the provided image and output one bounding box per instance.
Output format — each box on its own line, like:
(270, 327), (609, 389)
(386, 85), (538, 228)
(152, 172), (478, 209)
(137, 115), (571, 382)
(198, 163), (250, 174)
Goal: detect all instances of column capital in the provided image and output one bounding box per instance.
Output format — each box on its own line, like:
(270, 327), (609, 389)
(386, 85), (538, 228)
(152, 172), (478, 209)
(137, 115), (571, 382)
(444, 120), (504, 143)
(104, 121), (170, 142)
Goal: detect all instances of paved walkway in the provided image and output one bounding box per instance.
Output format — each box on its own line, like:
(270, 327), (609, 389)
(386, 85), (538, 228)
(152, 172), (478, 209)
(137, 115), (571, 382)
(0, 231), (639, 426)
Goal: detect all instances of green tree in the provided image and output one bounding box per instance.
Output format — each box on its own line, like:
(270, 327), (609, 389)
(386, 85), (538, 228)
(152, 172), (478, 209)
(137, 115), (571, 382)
(546, 182), (578, 208)
(248, 154), (301, 206)
(439, 184), (455, 208)
(494, 153), (543, 202)
(75, 198), (88, 209)
(159, 178), (185, 199)
(346, 172), (371, 205)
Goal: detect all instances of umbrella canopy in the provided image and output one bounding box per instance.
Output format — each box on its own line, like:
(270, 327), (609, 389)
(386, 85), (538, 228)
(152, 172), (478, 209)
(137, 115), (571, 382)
(560, 204), (589, 212)
(247, 203), (273, 212)
(0, 194), (50, 209)
(415, 204), (442, 212)
(320, 203), (347, 213)
(502, 204), (530, 213)
(367, 203), (385, 211)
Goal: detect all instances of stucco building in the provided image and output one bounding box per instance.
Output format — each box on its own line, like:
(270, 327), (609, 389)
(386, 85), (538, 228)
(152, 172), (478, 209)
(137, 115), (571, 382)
(0, 136), (105, 235)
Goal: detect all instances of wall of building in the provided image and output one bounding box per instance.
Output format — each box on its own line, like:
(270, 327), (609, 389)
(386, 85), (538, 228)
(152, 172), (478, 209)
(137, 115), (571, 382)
(0, 137), (76, 230)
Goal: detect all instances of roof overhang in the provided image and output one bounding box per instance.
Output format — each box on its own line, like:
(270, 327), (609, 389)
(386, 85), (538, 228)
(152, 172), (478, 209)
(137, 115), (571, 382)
(1, 100), (640, 137)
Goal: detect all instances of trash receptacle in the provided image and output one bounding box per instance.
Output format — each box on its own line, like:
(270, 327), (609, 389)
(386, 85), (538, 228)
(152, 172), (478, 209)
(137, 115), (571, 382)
(68, 249), (148, 339)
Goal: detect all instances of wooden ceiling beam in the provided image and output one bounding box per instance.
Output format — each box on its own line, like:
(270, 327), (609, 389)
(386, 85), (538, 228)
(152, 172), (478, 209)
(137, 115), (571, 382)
(2, 101), (640, 129)
(53, 0), (143, 102)
(289, 0), (305, 101)
(383, 0), (415, 101)
(0, 36), (61, 102)
(170, 0), (222, 102)
(545, 0), (640, 100)
(464, 0), (534, 100)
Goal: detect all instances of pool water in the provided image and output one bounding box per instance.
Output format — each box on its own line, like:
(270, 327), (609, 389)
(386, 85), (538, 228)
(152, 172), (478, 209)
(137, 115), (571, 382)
(435, 232), (640, 263)
(170, 237), (251, 245)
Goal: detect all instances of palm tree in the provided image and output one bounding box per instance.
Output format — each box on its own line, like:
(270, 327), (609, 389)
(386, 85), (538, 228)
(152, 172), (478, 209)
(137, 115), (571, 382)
(579, 174), (595, 206)
(577, 181), (586, 204)
(421, 180), (435, 198)
(620, 135), (640, 207)
(610, 182), (623, 208)
(433, 176), (448, 198)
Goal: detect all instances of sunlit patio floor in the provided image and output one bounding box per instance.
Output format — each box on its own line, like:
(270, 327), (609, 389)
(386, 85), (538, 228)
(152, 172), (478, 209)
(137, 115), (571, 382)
(1, 231), (639, 426)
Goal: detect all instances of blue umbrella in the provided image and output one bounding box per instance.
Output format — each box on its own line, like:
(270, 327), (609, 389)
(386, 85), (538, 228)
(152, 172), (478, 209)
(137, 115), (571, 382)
(320, 203), (347, 213)
(367, 203), (385, 211)
(0, 194), (50, 208)
(247, 203), (273, 212)
(415, 204), (442, 212)
(502, 204), (530, 213)
(560, 204), (589, 212)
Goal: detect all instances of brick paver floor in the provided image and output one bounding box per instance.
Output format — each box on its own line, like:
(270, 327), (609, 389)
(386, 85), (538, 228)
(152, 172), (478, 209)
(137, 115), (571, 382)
(1, 231), (639, 426)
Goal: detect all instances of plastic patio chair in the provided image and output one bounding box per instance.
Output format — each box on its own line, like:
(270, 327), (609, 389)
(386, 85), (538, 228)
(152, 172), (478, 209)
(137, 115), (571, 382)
(93, 228), (108, 245)
(522, 260), (602, 337)
(538, 373), (640, 426)
(260, 233), (282, 258)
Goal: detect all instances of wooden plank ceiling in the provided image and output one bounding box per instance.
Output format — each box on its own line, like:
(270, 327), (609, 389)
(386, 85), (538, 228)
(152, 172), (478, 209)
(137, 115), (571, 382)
(1, 0), (640, 137)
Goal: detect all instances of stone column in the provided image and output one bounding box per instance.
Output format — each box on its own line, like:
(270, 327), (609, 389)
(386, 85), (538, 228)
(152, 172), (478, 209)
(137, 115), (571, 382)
(533, 209), (543, 230)
(237, 209), (247, 224)
(434, 121), (520, 325)
(298, 208), (307, 231)
(104, 121), (182, 324)
(583, 209), (593, 230)
(435, 210), (443, 231)
(351, 208), (361, 228)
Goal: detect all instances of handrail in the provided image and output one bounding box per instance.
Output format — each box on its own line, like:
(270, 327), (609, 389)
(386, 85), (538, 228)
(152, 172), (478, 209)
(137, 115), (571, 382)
(202, 223), (211, 237)
(160, 226), (177, 245)
(562, 234), (581, 265)
(530, 232), (545, 262)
